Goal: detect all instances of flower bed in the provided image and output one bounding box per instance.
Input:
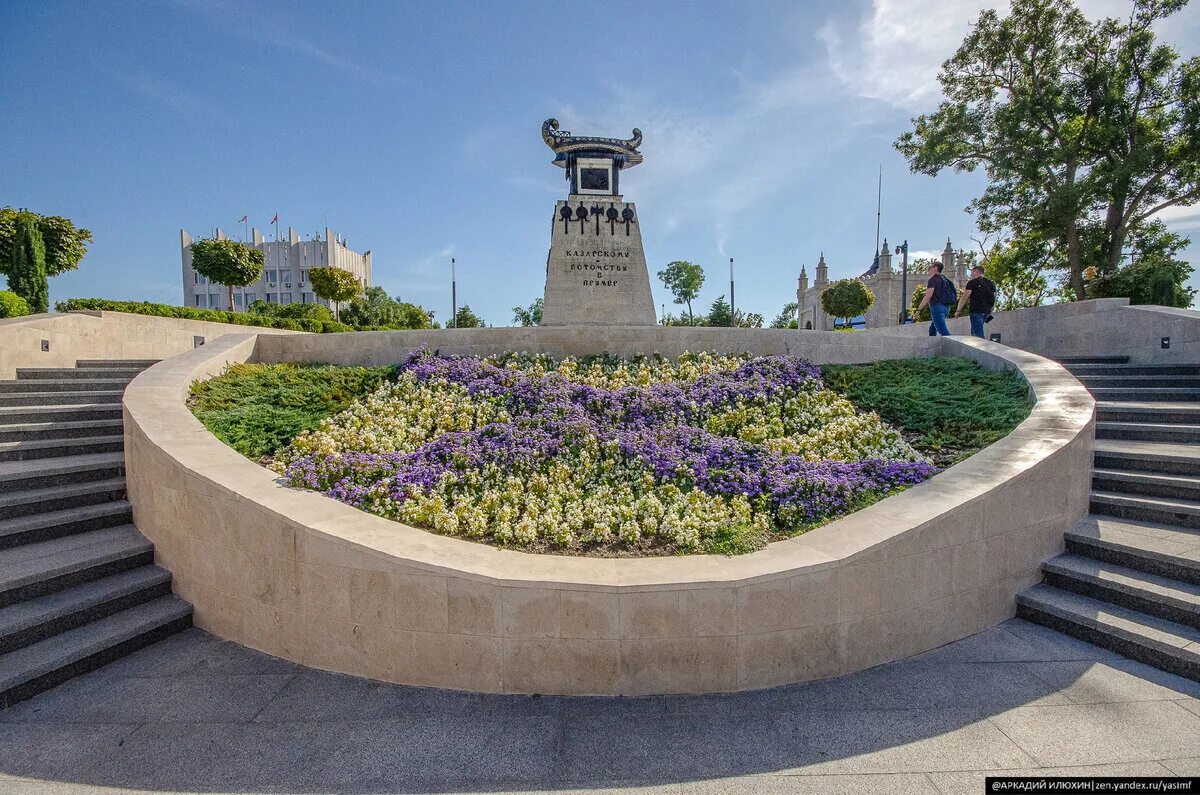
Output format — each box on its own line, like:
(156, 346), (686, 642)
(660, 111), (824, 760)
(271, 350), (935, 555)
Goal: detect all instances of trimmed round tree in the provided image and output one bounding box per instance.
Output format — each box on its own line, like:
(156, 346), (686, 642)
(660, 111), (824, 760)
(308, 266), (362, 321)
(190, 238), (264, 312)
(820, 279), (874, 329)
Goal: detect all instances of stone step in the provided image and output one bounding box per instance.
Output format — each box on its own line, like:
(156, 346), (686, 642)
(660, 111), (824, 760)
(0, 525), (153, 608)
(0, 452), (125, 494)
(0, 378), (133, 394)
(1093, 439), (1200, 476)
(0, 418), (124, 443)
(0, 434), (123, 462)
(0, 500), (133, 551)
(1088, 387), (1200, 402)
(1077, 374), (1200, 389)
(15, 368), (142, 381)
(1095, 420), (1200, 443)
(1096, 401), (1200, 425)
(1065, 515), (1200, 585)
(1017, 583), (1200, 681)
(1092, 469), (1200, 502)
(0, 477), (127, 520)
(0, 565), (172, 654)
(0, 404), (123, 426)
(1091, 491), (1200, 529)
(1041, 553), (1200, 629)
(0, 595), (191, 707)
(74, 359), (160, 370)
(0, 390), (124, 407)
(1057, 355), (1132, 365)
(1066, 364), (1200, 376)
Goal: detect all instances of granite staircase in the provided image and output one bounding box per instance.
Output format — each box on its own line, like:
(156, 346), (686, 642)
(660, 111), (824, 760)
(1017, 354), (1200, 681)
(0, 360), (192, 707)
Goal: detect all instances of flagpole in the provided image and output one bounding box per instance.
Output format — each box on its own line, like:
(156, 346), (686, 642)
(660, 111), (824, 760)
(451, 257), (457, 329)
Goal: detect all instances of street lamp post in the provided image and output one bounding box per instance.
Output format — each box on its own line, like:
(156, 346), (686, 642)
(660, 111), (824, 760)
(729, 257), (735, 320)
(895, 240), (910, 325)
(451, 257), (457, 329)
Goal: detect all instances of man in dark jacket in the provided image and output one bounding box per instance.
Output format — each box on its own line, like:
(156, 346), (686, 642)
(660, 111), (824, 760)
(956, 264), (996, 339)
(916, 261), (955, 337)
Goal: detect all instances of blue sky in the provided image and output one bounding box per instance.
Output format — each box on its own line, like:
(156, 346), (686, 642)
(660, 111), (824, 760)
(2, 0), (1198, 324)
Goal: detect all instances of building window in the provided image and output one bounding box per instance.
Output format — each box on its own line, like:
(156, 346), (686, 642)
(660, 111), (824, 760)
(300, 269), (307, 283)
(280, 270), (291, 283)
(195, 294), (205, 307)
(266, 293), (277, 303)
(245, 292), (255, 305)
(301, 292), (313, 303)
(233, 293), (243, 309)
(266, 269), (278, 283)
(281, 292), (292, 304)
(210, 294), (220, 308)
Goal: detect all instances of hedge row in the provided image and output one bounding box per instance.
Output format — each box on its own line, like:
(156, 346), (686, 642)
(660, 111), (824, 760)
(55, 299), (361, 333)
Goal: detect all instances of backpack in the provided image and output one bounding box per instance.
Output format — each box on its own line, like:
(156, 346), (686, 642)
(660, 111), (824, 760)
(934, 274), (957, 306)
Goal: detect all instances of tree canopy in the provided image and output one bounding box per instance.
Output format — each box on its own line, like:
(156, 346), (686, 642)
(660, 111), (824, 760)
(0, 207), (91, 277)
(656, 260), (705, 324)
(340, 286), (435, 329)
(770, 302), (799, 329)
(512, 297), (543, 326)
(5, 216), (48, 312)
(454, 305), (485, 328)
(895, 0), (1200, 302)
(308, 266), (362, 320)
(190, 238), (264, 311)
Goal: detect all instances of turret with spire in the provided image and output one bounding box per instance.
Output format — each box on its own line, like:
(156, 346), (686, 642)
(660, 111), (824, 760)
(798, 264), (808, 293)
(815, 252), (828, 286)
(878, 238), (893, 274)
(941, 237), (956, 280)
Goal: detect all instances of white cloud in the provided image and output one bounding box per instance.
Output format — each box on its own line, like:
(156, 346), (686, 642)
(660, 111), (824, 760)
(172, 0), (404, 85)
(101, 67), (220, 120)
(541, 63), (852, 256)
(1154, 203), (1200, 232)
(820, 0), (1195, 111)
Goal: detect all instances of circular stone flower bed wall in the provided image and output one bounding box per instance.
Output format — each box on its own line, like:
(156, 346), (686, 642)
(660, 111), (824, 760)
(123, 327), (1093, 695)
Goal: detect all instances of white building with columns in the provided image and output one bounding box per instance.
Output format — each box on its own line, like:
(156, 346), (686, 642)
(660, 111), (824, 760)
(180, 226), (372, 311)
(796, 239), (969, 330)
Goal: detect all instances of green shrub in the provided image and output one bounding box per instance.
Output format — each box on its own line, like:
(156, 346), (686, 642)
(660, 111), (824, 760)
(0, 290), (32, 318)
(58, 298), (370, 333)
(188, 362), (396, 459)
(822, 357), (1033, 467)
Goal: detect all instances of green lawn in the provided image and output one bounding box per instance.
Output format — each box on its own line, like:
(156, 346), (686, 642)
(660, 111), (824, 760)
(188, 363), (395, 460)
(821, 357), (1034, 468)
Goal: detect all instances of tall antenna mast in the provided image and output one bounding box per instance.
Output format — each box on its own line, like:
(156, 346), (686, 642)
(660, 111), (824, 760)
(874, 164), (882, 256)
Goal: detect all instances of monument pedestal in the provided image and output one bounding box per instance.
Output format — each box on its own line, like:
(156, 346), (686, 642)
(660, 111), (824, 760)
(541, 194), (657, 326)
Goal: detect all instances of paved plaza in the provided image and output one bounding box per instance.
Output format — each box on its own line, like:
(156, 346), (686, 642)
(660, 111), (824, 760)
(0, 619), (1197, 794)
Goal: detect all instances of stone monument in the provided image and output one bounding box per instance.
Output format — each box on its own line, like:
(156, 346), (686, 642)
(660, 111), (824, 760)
(539, 118), (657, 326)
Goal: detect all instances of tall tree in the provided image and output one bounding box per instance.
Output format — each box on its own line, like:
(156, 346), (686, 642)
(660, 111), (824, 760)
(512, 298), (544, 327)
(454, 305), (485, 328)
(895, 0), (1200, 301)
(190, 238), (264, 312)
(6, 216), (48, 312)
(657, 260), (705, 325)
(706, 295), (733, 327)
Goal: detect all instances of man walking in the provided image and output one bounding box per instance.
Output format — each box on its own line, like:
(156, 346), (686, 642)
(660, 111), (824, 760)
(916, 261), (955, 337)
(956, 264), (997, 339)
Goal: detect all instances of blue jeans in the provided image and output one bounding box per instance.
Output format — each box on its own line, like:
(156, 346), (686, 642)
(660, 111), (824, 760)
(928, 303), (951, 336)
(970, 312), (987, 338)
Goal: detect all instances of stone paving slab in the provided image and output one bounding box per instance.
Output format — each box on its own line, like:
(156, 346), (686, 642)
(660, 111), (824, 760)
(0, 620), (1197, 793)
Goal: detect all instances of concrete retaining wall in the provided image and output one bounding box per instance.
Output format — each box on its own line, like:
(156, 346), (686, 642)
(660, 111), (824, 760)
(123, 328), (1093, 695)
(892, 298), (1200, 363)
(0, 311), (303, 379)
